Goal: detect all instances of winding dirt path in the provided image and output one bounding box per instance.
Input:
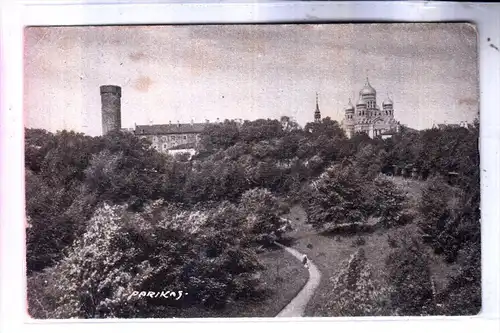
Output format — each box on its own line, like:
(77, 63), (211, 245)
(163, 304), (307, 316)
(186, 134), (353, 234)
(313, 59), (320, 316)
(274, 242), (321, 317)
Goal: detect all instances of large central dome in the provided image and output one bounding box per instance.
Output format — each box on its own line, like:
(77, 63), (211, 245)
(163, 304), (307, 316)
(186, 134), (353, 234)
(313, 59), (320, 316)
(360, 78), (376, 96)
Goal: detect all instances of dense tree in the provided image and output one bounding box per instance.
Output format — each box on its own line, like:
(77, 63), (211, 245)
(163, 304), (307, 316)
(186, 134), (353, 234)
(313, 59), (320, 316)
(83, 147), (167, 208)
(25, 128), (54, 172)
(26, 130), (99, 272)
(384, 236), (435, 316)
(26, 170), (82, 271)
(199, 120), (240, 153)
(38, 130), (101, 188)
(319, 249), (392, 316)
(370, 175), (411, 228)
(381, 130), (421, 171)
(239, 188), (291, 246)
(239, 118), (284, 143)
(435, 244), (480, 315)
(352, 143), (386, 181)
(26, 130), (176, 273)
(304, 117), (345, 140)
(25, 114), (480, 317)
(416, 175), (478, 263)
(280, 116), (300, 133)
(304, 163), (368, 232)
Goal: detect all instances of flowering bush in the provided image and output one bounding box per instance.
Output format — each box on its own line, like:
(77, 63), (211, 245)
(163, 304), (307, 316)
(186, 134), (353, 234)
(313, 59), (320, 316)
(46, 204), (151, 318)
(28, 201), (268, 318)
(320, 249), (392, 316)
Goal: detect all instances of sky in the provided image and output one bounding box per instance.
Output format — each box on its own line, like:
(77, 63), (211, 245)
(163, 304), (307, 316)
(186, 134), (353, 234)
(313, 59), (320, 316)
(24, 23), (479, 136)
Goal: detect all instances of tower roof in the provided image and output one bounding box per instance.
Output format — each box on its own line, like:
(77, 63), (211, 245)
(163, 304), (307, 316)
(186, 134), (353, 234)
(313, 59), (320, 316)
(315, 92), (320, 114)
(345, 98), (355, 110)
(314, 92), (321, 121)
(359, 77), (376, 96)
(356, 97), (367, 106)
(383, 94), (393, 105)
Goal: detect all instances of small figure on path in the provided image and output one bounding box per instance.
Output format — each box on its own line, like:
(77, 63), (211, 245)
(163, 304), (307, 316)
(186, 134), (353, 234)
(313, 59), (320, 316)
(302, 254), (309, 269)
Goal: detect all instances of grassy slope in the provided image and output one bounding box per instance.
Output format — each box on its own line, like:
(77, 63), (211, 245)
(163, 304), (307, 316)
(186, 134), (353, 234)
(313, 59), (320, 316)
(172, 246), (309, 318)
(281, 177), (460, 317)
(223, 246), (309, 317)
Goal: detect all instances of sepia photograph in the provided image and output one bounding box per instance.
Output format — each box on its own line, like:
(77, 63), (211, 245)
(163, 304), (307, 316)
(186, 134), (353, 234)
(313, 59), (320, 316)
(24, 23), (480, 319)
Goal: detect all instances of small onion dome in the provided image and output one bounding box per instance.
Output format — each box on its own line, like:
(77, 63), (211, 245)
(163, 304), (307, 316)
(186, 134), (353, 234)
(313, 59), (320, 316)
(360, 78), (376, 96)
(383, 96), (393, 106)
(356, 97), (367, 106)
(345, 99), (354, 110)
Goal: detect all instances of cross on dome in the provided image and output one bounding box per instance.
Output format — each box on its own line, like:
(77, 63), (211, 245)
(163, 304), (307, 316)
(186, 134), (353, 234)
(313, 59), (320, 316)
(383, 93), (393, 105)
(346, 98), (354, 110)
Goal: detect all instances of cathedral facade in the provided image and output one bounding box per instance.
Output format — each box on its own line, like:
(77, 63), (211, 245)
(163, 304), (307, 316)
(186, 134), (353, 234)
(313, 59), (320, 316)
(340, 78), (400, 139)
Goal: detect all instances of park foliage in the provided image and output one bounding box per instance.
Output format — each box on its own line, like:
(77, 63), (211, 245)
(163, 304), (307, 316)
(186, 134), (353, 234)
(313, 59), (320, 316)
(25, 117), (480, 317)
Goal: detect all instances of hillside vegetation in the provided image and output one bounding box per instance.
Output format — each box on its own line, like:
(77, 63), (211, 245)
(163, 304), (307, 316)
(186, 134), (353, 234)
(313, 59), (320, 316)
(26, 117), (479, 317)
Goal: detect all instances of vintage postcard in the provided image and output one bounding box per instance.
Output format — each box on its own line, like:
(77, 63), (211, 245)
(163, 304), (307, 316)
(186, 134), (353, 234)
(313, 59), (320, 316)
(24, 23), (479, 319)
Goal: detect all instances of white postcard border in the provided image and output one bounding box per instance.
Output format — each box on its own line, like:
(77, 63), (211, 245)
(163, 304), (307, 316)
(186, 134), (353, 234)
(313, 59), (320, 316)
(1, 1), (499, 332)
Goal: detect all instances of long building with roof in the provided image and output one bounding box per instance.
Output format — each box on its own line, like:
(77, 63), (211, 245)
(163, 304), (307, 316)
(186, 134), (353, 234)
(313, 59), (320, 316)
(339, 78), (400, 139)
(134, 121), (207, 154)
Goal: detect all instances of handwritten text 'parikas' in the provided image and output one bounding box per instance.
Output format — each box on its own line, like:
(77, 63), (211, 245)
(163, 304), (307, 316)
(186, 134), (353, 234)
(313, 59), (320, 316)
(128, 291), (187, 300)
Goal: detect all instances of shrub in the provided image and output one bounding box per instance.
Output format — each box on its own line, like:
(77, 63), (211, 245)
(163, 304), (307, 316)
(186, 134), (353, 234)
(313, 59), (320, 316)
(417, 175), (478, 263)
(351, 236), (366, 247)
(28, 202), (267, 318)
(387, 234), (398, 248)
(435, 245), (480, 315)
(239, 188), (290, 246)
(384, 235), (435, 315)
(319, 249), (392, 316)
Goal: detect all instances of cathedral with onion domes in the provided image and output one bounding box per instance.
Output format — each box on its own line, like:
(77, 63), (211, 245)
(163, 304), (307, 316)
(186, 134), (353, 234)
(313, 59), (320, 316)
(340, 78), (401, 139)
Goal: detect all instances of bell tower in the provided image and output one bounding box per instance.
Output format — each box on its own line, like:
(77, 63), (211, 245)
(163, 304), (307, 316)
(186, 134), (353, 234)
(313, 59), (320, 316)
(314, 92), (321, 123)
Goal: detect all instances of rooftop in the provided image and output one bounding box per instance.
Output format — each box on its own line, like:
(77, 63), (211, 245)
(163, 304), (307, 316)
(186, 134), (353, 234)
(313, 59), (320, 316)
(135, 123), (206, 135)
(433, 123), (464, 130)
(169, 142), (197, 150)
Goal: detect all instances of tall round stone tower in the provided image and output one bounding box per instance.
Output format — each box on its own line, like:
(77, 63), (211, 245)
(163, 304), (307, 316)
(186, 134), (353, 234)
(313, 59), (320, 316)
(100, 85), (122, 135)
